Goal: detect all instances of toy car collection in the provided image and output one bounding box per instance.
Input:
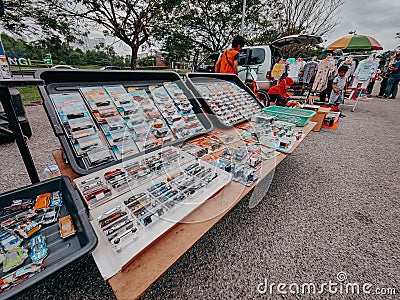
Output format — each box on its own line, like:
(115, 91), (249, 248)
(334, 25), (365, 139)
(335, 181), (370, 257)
(235, 115), (304, 153)
(0, 189), (78, 295)
(192, 80), (262, 127)
(6, 70), (313, 292)
(48, 78), (211, 173)
(75, 146), (231, 279)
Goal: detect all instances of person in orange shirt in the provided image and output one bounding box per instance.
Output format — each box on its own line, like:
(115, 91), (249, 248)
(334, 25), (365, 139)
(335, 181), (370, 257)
(215, 36), (245, 75)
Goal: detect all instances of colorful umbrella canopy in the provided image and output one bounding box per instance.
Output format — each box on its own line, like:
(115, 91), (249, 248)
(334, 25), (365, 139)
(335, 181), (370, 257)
(327, 35), (383, 51)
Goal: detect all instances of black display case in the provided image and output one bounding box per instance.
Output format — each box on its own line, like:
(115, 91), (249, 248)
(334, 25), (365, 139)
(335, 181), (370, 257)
(0, 176), (97, 299)
(35, 70), (213, 175)
(185, 73), (264, 129)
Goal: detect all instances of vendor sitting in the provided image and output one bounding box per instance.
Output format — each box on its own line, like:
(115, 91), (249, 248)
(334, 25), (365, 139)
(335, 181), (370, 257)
(267, 77), (297, 107)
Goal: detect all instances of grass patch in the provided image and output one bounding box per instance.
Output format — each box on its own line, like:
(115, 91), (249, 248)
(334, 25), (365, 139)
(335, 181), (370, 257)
(17, 86), (42, 104)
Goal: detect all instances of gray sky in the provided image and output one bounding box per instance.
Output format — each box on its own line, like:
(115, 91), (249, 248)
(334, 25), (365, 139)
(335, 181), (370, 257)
(91, 0), (400, 55)
(323, 0), (400, 51)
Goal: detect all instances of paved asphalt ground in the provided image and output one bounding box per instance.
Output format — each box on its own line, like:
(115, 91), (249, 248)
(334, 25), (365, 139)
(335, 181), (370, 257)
(1, 95), (399, 299)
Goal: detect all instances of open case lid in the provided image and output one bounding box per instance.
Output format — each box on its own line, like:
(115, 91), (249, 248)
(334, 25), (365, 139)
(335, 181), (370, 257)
(185, 72), (264, 129)
(35, 69), (213, 175)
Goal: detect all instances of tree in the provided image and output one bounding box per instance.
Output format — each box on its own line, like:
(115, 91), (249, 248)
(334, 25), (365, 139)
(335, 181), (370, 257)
(0, 0), (75, 41)
(159, 0), (267, 54)
(274, 0), (344, 37)
(41, 0), (182, 69)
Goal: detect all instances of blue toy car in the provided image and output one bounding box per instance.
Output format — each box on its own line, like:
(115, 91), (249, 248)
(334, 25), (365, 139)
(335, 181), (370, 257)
(28, 234), (48, 262)
(49, 191), (63, 207)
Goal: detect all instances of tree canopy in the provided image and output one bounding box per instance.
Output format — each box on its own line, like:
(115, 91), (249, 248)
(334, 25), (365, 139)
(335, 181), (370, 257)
(0, 0), (344, 67)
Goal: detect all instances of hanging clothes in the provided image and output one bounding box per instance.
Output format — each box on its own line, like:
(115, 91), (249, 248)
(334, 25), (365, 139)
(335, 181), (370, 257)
(312, 59), (335, 91)
(287, 59), (305, 82)
(339, 57), (356, 79)
(303, 60), (318, 84)
(271, 61), (285, 80)
(351, 58), (379, 89)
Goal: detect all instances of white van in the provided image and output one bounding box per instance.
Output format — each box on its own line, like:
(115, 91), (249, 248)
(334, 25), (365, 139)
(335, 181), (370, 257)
(196, 34), (322, 91)
(231, 35), (322, 91)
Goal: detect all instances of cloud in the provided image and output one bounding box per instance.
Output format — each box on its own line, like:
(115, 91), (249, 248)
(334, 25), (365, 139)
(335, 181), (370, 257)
(324, 0), (400, 51)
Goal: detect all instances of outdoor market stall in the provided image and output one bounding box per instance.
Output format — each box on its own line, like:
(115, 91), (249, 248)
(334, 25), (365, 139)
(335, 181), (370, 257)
(0, 70), (316, 299)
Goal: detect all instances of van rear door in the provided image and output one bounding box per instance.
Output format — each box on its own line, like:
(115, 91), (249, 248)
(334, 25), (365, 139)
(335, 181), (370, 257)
(271, 34), (323, 48)
(238, 47), (271, 81)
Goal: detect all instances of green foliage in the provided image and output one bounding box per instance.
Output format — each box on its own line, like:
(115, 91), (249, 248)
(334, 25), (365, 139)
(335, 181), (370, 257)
(137, 56), (156, 67)
(1, 33), (126, 67)
(17, 86), (41, 104)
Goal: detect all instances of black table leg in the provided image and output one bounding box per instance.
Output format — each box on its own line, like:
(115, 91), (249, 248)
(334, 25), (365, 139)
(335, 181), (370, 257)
(0, 86), (40, 183)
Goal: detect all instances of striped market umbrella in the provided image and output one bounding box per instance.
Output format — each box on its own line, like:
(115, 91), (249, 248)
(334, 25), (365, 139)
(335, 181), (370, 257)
(327, 35), (383, 51)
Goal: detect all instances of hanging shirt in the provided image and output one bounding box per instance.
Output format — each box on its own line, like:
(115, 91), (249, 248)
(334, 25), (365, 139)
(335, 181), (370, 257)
(287, 60), (304, 82)
(312, 60), (335, 91)
(271, 62), (285, 79)
(351, 59), (379, 88)
(303, 61), (318, 84)
(353, 59), (377, 81)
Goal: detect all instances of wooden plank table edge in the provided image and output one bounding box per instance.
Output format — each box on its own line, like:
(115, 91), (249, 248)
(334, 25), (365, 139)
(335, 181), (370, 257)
(52, 122), (316, 300)
(108, 155), (288, 300)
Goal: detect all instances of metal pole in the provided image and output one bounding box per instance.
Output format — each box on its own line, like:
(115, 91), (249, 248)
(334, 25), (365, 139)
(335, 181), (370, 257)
(240, 0), (246, 36)
(0, 86), (40, 183)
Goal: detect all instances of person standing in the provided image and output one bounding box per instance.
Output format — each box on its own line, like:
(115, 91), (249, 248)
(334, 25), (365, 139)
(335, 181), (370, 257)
(319, 49), (343, 102)
(215, 36), (245, 75)
(383, 52), (400, 99)
(328, 65), (349, 106)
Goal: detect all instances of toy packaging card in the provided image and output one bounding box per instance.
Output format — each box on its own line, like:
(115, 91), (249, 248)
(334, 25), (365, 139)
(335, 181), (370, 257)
(104, 85), (140, 116)
(79, 86), (119, 122)
(84, 147), (115, 168)
(127, 87), (175, 149)
(50, 93), (92, 128)
(73, 133), (106, 156)
(74, 146), (231, 279)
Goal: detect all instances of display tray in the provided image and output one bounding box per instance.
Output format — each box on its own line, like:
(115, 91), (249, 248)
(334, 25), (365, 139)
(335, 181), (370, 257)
(35, 70), (213, 175)
(185, 73), (264, 129)
(263, 106), (316, 127)
(0, 176), (97, 299)
(73, 146), (231, 279)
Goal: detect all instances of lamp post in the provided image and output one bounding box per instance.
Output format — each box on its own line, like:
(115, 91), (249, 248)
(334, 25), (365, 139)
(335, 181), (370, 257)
(240, 0), (246, 36)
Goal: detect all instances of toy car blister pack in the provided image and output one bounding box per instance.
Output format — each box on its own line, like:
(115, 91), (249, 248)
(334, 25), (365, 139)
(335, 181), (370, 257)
(74, 146), (231, 279)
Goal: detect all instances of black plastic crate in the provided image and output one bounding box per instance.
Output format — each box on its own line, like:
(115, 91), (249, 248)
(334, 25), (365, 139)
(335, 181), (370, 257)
(35, 69), (213, 175)
(185, 73), (264, 129)
(0, 176), (97, 299)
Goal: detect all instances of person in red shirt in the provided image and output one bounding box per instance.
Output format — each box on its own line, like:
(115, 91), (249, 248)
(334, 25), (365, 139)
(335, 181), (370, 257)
(215, 36), (245, 75)
(267, 77), (297, 106)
